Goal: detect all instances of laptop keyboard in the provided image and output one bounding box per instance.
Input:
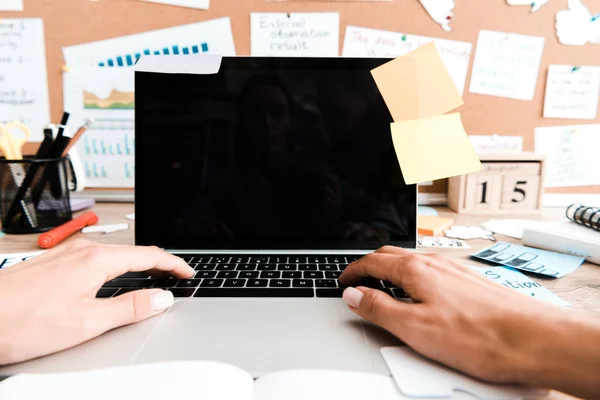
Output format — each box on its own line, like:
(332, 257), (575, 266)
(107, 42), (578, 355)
(98, 254), (409, 299)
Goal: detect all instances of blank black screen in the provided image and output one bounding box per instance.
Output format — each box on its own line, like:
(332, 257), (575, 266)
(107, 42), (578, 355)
(135, 57), (416, 250)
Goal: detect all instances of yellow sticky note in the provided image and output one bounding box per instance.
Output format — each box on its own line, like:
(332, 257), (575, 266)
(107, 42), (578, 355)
(371, 42), (463, 122)
(391, 113), (481, 184)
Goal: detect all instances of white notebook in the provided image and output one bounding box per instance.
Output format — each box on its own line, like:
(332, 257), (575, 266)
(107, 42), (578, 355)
(523, 220), (600, 265)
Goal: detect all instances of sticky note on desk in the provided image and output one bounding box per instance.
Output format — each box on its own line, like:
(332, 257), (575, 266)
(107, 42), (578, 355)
(371, 42), (463, 122)
(391, 113), (482, 184)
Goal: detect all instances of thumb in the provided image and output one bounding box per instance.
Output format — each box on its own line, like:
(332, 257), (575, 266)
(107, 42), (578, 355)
(343, 287), (413, 336)
(94, 289), (174, 333)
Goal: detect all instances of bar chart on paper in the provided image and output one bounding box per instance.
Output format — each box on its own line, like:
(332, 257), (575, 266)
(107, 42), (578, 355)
(97, 43), (210, 67)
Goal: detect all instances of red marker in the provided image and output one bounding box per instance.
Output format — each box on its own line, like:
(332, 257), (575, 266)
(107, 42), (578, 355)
(38, 211), (99, 249)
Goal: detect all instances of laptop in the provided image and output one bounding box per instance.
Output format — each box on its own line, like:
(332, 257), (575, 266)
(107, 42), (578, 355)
(2, 56), (417, 376)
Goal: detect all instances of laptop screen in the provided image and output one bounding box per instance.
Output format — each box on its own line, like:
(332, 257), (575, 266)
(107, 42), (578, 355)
(135, 57), (417, 250)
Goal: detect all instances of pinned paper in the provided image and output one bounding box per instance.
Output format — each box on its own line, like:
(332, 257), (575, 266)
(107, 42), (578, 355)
(0, 19), (51, 141)
(469, 30), (545, 101)
(0, 0), (23, 10)
(544, 65), (600, 119)
(140, 0), (209, 10)
(418, 0), (454, 32)
(381, 347), (546, 399)
(343, 26), (472, 94)
(391, 113), (482, 184)
(506, 0), (548, 13)
(555, 0), (600, 46)
(469, 135), (523, 153)
(535, 124), (600, 187)
(371, 43), (463, 122)
(250, 13), (339, 57)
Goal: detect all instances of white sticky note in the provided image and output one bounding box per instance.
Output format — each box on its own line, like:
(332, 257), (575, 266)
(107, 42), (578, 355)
(250, 13), (340, 57)
(506, 0), (548, 12)
(63, 17), (236, 67)
(469, 135), (523, 153)
(140, 0), (209, 10)
(469, 30), (545, 101)
(418, 0), (455, 32)
(543, 65), (600, 120)
(0, 19), (51, 141)
(342, 26), (472, 94)
(0, 0), (23, 10)
(555, 0), (600, 46)
(63, 68), (135, 188)
(381, 346), (547, 399)
(535, 124), (600, 187)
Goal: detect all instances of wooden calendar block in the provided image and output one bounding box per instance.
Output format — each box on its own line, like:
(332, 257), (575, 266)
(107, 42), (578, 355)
(501, 176), (540, 210)
(464, 174), (502, 211)
(448, 153), (545, 214)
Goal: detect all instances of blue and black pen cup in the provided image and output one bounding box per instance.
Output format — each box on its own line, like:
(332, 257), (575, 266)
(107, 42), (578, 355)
(0, 156), (72, 234)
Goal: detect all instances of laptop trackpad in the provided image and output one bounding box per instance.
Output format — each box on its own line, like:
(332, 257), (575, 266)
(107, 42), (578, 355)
(134, 299), (400, 376)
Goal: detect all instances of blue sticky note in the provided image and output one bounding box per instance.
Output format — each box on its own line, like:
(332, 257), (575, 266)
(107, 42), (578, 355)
(418, 206), (438, 216)
(471, 242), (585, 278)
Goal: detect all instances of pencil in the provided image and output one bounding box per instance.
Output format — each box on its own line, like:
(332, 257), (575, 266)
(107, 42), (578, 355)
(62, 119), (93, 157)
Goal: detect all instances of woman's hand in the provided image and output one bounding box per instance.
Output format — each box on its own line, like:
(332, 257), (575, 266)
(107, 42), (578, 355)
(339, 246), (600, 399)
(0, 240), (194, 365)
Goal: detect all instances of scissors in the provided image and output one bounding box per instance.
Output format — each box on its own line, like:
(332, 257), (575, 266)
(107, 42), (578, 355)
(0, 121), (30, 160)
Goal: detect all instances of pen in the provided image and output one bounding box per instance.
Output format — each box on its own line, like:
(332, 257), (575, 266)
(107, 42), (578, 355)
(37, 211), (99, 249)
(62, 119), (92, 157)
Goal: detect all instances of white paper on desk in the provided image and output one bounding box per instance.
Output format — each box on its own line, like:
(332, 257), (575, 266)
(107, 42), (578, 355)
(535, 124), (600, 187)
(543, 65), (600, 120)
(469, 265), (570, 306)
(63, 68), (135, 188)
(251, 13), (339, 57)
(0, 0), (23, 11)
(381, 346), (547, 399)
(63, 17), (236, 67)
(469, 30), (545, 101)
(342, 26), (472, 95)
(480, 219), (536, 239)
(139, 0), (209, 10)
(0, 251), (44, 270)
(0, 361), (254, 400)
(0, 19), (51, 141)
(469, 135), (523, 153)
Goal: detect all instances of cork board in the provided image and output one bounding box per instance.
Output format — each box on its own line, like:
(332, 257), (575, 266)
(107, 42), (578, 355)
(3, 0), (599, 195)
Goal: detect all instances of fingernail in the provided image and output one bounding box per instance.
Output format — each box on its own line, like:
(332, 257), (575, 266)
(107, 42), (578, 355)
(343, 287), (364, 309)
(150, 290), (174, 311)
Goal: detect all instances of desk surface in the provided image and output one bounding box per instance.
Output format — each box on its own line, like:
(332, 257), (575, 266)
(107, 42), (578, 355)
(1, 204), (599, 314)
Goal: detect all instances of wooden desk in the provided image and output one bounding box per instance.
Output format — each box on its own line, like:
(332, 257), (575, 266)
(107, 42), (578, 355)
(1, 204), (599, 314)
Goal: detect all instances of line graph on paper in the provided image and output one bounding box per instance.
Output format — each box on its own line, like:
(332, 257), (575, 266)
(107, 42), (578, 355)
(97, 43), (210, 67)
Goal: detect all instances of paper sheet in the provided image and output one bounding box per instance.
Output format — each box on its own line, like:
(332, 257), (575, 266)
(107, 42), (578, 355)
(63, 17), (236, 67)
(471, 241), (585, 278)
(390, 113), (482, 184)
(0, 19), (51, 141)
(63, 68), (135, 188)
(480, 219), (536, 239)
(139, 0), (209, 10)
(470, 265), (570, 306)
(418, 0), (455, 32)
(0, 0), (23, 10)
(469, 135), (523, 153)
(343, 26), (472, 94)
(535, 124), (600, 187)
(250, 13), (339, 57)
(506, 0), (548, 12)
(371, 43), (463, 122)
(469, 30), (545, 101)
(543, 65), (600, 120)
(0, 251), (44, 270)
(418, 237), (470, 249)
(555, 0), (600, 46)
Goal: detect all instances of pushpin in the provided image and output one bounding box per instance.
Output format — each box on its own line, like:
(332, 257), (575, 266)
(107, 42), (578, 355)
(572, 66), (580, 72)
(401, 34), (407, 41)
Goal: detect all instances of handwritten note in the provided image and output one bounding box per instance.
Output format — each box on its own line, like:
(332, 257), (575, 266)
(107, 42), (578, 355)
(342, 26), (472, 94)
(543, 65), (600, 120)
(535, 124), (600, 187)
(0, 0), (23, 10)
(469, 30), (545, 100)
(469, 135), (523, 153)
(0, 19), (51, 141)
(250, 13), (339, 57)
(140, 0), (209, 9)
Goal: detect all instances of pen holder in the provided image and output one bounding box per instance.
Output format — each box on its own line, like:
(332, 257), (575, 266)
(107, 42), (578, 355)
(0, 156), (72, 234)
